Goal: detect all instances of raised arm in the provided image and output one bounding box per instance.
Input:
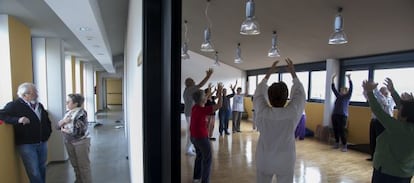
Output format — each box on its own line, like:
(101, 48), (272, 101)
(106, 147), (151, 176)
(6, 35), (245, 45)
(331, 74), (340, 97)
(212, 83), (223, 111)
(264, 60), (279, 80)
(285, 58), (306, 112)
(384, 78), (401, 108)
(346, 74), (353, 96)
(196, 68), (214, 88)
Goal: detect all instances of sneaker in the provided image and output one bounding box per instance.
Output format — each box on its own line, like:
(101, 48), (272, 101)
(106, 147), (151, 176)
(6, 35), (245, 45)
(186, 149), (196, 156)
(332, 143), (339, 149)
(341, 145), (348, 152)
(225, 131), (230, 135)
(209, 137), (216, 141)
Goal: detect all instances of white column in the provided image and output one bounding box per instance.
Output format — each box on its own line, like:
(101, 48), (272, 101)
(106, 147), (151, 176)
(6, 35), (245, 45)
(75, 59), (82, 94)
(32, 37), (67, 162)
(323, 58), (340, 126)
(83, 63), (96, 122)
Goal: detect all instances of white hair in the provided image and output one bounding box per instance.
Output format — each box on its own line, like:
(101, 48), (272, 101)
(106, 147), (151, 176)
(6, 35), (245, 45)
(17, 83), (37, 98)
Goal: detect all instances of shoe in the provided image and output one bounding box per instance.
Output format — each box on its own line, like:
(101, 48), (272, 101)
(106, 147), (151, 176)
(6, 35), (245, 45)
(193, 179), (201, 183)
(341, 145), (348, 152)
(332, 143), (339, 149)
(186, 149), (196, 156)
(225, 131), (230, 135)
(219, 132), (223, 136)
(366, 158), (373, 161)
(237, 130), (241, 132)
(209, 137), (216, 141)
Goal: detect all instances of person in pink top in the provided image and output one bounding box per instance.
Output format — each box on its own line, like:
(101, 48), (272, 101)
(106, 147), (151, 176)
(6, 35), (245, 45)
(190, 83), (223, 183)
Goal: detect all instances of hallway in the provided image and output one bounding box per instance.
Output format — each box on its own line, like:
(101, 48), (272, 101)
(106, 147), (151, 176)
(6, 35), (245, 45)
(46, 106), (130, 183)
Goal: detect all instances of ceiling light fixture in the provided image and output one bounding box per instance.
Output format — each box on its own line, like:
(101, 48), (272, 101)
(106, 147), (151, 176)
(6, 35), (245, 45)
(201, 0), (215, 52)
(213, 51), (220, 66)
(328, 7), (348, 45)
(268, 31), (280, 57)
(181, 20), (190, 59)
(234, 43), (243, 64)
(240, 0), (260, 35)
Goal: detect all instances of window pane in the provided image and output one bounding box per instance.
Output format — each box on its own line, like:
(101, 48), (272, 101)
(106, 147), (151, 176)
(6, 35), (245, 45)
(374, 67), (414, 95)
(258, 74), (265, 83)
(281, 72), (309, 99)
(248, 75), (257, 95)
(345, 70), (368, 102)
(268, 73), (279, 85)
(310, 71), (326, 100)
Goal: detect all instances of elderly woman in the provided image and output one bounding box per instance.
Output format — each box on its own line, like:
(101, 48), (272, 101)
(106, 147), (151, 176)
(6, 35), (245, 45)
(363, 78), (414, 183)
(190, 83), (223, 183)
(58, 93), (91, 183)
(253, 58), (306, 183)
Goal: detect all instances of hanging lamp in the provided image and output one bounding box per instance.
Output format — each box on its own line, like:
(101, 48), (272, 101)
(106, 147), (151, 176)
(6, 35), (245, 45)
(268, 31), (280, 57)
(201, 0), (215, 52)
(181, 20), (190, 59)
(213, 51), (220, 66)
(240, 0), (260, 35)
(234, 43), (243, 63)
(328, 7), (348, 45)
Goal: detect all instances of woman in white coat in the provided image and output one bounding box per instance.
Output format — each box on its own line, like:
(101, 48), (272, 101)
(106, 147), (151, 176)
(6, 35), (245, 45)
(253, 58), (306, 183)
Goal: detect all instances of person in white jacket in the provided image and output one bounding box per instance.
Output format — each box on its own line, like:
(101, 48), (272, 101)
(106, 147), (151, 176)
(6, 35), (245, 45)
(253, 58), (306, 183)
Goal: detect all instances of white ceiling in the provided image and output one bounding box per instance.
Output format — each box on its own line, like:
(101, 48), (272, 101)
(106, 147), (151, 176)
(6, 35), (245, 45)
(0, 0), (128, 72)
(183, 0), (414, 70)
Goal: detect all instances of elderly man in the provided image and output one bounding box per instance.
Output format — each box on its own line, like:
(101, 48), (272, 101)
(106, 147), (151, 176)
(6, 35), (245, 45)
(183, 68), (213, 156)
(0, 83), (52, 183)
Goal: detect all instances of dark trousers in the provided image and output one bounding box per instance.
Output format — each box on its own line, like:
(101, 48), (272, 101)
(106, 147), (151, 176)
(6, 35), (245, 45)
(191, 137), (212, 183)
(372, 168), (412, 183)
(332, 114), (347, 145)
(369, 118), (385, 158)
(218, 110), (230, 134)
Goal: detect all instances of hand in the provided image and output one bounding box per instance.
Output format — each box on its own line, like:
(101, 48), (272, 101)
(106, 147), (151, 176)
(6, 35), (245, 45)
(362, 80), (378, 92)
(401, 92), (414, 101)
(285, 58), (296, 78)
(332, 73), (337, 83)
(265, 60), (279, 79)
(18, 117), (30, 125)
(217, 82), (224, 96)
(206, 68), (213, 76)
(384, 78), (394, 92)
(346, 74), (351, 80)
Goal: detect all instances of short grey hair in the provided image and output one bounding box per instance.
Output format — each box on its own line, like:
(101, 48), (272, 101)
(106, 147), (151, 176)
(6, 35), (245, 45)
(17, 83), (37, 98)
(68, 93), (85, 107)
(192, 89), (205, 104)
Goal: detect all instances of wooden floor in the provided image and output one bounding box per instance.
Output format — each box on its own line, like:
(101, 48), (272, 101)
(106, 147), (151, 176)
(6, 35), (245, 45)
(181, 119), (398, 183)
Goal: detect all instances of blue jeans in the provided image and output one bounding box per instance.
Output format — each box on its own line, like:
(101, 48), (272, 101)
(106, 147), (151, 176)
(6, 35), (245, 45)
(191, 137), (212, 183)
(218, 110), (230, 134)
(17, 142), (47, 183)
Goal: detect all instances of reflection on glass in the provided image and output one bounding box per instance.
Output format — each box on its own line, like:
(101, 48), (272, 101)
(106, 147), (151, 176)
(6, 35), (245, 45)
(374, 68), (414, 95)
(310, 71), (326, 100)
(345, 70), (368, 102)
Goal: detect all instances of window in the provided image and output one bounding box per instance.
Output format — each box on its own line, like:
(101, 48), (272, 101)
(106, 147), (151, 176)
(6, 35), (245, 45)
(374, 67), (414, 95)
(345, 70), (368, 102)
(310, 71), (326, 100)
(248, 75), (257, 95)
(281, 72), (309, 99)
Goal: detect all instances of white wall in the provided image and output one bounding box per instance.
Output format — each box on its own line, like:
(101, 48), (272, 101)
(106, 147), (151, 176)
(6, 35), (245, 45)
(0, 15), (13, 107)
(83, 63), (96, 122)
(181, 50), (246, 102)
(124, 0), (143, 182)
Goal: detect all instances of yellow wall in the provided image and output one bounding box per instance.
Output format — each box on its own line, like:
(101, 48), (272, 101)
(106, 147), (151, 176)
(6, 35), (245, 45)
(244, 97), (253, 120)
(244, 98), (373, 145)
(305, 102), (324, 133)
(106, 78), (122, 105)
(0, 15), (32, 183)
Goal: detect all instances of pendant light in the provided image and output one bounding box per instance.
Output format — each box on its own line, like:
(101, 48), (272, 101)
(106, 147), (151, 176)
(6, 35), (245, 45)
(268, 31), (280, 57)
(328, 7), (348, 45)
(201, 0), (215, 52)
(181, 20), (190, 59)
(213, 51), (220, 66)
(234, 43), (243, 64)
(240, 0), (260, 35)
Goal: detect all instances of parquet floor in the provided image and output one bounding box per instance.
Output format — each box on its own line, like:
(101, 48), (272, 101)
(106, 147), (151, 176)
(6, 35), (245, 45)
(181, 119), (387, 183)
